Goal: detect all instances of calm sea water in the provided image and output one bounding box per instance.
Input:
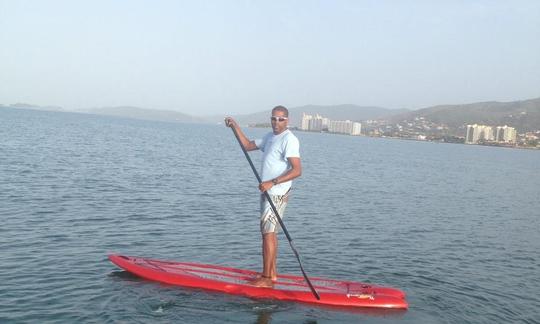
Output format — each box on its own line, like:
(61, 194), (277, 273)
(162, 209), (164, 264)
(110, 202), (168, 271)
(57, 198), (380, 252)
(1, 107), (539, 323)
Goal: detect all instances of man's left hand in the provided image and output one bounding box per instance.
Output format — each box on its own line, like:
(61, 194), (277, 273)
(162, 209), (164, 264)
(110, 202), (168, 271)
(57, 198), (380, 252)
(259, 181), (273, 192)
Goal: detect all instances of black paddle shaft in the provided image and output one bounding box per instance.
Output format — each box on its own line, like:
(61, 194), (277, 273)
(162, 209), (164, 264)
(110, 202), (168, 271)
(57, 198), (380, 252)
(229, 125), (320, 300)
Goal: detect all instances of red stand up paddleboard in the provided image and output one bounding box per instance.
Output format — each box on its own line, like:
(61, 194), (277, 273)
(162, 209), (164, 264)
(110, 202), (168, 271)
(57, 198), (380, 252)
(109, 254), (408, 309)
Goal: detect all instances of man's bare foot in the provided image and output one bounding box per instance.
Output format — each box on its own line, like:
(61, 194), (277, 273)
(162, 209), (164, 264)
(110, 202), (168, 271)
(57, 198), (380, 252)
(256, 273), (278, 282)
(248, 276), (274, 288)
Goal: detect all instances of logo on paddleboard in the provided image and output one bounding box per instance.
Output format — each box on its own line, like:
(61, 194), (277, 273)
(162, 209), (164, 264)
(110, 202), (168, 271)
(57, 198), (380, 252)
(346, 293), (375, 300)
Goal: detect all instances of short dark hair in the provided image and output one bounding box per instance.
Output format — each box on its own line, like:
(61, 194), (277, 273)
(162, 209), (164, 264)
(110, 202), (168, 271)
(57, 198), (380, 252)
(272, 105), (289, 117)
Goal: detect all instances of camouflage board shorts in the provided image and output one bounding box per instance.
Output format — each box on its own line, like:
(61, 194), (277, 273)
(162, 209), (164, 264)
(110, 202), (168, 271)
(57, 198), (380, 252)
(259, 190), (289, 234)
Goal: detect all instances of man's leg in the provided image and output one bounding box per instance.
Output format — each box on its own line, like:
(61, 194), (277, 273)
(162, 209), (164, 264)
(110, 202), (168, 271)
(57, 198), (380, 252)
(263, 232), (278, 280)
(250, 232), (276, 287)
(250, 193), (287, 287)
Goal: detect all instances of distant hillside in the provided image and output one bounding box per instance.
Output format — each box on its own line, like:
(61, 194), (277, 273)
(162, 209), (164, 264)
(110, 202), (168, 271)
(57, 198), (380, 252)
(219, 104), (408, 127)
(82, 106), (205, 123)
(4, 97), (540, 133)
(388, 97), (540, 133)
(1, 103), (64, 111)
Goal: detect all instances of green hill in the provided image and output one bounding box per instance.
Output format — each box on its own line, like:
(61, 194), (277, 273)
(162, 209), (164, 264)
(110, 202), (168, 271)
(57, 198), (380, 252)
(4, 97), (540, 134)
(82, 106), (206, 123)
(389, 97), (540, 133)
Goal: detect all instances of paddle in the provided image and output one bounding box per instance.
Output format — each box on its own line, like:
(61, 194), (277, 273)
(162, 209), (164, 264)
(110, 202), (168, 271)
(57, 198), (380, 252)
(229, 125), (320, 300)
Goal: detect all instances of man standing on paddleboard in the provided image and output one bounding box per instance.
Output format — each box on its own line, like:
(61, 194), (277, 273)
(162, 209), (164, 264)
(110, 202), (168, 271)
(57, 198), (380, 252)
(225, 106), (302, 288)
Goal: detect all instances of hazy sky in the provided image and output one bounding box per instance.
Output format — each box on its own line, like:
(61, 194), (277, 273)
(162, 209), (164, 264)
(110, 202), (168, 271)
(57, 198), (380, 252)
(1, 1), (539, 116)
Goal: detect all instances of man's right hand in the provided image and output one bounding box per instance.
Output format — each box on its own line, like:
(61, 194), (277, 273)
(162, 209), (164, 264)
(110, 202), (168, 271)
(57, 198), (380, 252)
(225, 116), (258, 152)
(224, 117), (237, 128)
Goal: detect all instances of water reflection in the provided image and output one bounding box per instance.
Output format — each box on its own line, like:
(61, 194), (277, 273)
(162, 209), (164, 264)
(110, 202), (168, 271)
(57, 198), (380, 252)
(251, 301), (407, 323)
(253, 308), (319, 324)
(254, 310), (273, 324)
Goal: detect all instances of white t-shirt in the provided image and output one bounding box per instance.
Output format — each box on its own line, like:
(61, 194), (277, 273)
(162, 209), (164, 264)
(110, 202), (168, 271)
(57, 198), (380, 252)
(255, 129), (300, 195)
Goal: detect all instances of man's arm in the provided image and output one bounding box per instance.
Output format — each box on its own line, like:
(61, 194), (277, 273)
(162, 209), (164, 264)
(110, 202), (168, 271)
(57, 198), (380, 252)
(224, 117), (258, 151)
(259, 157), (302, 192)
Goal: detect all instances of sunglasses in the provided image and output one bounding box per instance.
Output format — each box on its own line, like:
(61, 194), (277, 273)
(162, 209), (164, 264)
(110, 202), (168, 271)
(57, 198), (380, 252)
(271, 116), (288, 122)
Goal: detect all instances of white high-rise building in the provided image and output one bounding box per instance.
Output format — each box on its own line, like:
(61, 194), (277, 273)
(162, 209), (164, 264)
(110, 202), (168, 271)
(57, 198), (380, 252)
(309, 118), (324, 131)
(465, 124), (494, 144)
(496, 125), (517, 143)
(467, 124), (517, 144)
(301, 113), (360, 135)
(302, 113), (327, 131)
(483, 127), (494, 141)
(351, 122), (362, 135)
(328, 120), (348, 134)
(301, 113), (312, 131)
(327, 120), (362, 135)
